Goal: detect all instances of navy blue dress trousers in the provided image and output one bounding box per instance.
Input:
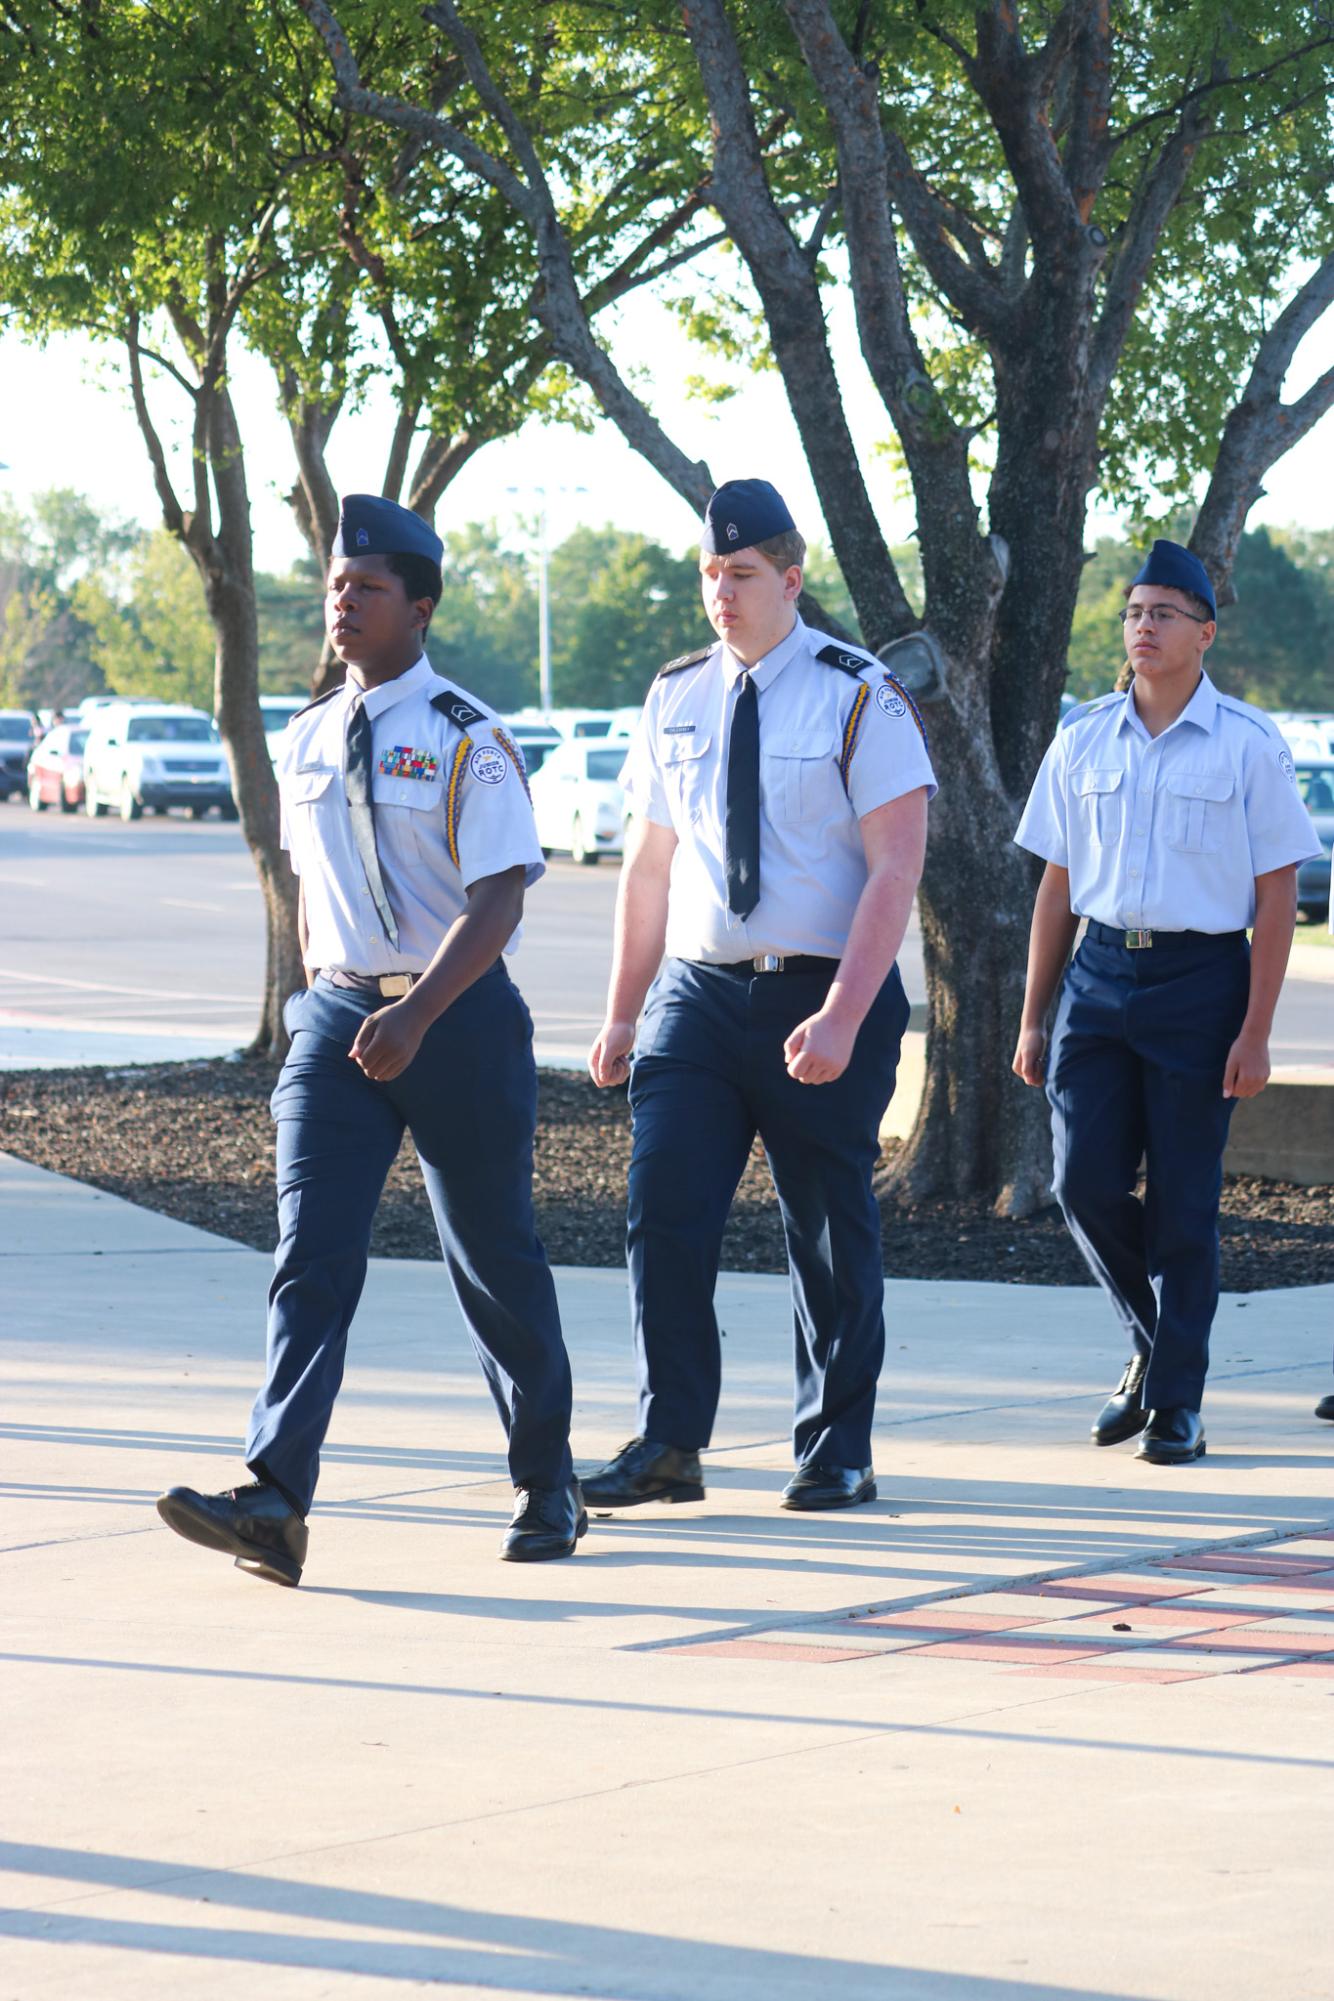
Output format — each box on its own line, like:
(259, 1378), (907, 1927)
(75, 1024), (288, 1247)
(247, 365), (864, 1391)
(1046, 924), (1250, 1411)
(626, 957), (909, 1468)
(245, 967), (573, 1515)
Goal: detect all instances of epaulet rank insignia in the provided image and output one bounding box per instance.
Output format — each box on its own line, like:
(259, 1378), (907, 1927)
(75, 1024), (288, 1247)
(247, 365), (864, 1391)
(816, 643), (873, 680)
(430, 688), (488, 731)
(290, 686), (341, 722)
(657, 645), (713, 680)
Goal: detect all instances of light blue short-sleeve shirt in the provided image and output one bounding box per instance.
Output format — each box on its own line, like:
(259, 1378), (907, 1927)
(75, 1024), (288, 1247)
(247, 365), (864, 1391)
(1014, 672), (1321, 931)
(620, 616), (937, 961)
(278, 656), (544, 974)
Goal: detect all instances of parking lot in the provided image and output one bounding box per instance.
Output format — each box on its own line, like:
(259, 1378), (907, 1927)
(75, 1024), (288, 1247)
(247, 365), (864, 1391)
(0, 804), (1327, 1071)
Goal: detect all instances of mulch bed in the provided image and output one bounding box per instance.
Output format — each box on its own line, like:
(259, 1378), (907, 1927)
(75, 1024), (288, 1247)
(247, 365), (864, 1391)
(2, 1057), (1330, 1290)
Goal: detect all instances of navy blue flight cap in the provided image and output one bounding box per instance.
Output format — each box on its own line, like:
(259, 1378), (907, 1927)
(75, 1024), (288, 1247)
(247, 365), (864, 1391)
(700, 478), (797, 554)
(332, 494), (443, 567)
(1131, 539), (1216, 618)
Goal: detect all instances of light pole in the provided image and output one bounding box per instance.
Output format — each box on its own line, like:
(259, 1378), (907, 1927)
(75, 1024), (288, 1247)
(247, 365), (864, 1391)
(508, 483), (585, 713)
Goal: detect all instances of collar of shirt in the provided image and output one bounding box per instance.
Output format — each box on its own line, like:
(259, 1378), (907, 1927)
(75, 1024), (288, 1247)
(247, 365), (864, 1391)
(342, 654), (435, 722)
(720, 615), (805, 692)
(1115, 669), (1218, 744)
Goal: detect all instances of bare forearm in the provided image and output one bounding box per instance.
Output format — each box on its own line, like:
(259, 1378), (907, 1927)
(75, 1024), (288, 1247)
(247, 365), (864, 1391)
(605, 846), (671, 1023)
(1020, 866), (1080, 1028)
(401, 868), (525, 1032)
(1242, 866), (1297, 1039)
(822, 863), (919, 1034)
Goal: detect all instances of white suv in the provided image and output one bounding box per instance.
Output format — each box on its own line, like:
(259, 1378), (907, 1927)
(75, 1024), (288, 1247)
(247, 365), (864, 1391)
(82, 703), (236, 821)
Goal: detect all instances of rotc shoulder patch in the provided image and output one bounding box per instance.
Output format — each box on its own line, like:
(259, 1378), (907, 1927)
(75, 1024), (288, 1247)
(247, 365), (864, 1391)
(430, 688), (488, 730)
(657, 645), (713, 679)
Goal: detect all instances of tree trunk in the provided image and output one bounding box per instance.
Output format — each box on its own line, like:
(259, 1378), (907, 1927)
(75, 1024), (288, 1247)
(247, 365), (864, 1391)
(882, 639), (1054, 1218)
(203, 385), (302, 1060)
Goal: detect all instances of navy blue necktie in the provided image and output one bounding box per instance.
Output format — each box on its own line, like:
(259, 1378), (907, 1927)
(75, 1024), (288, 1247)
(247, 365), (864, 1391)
(345, 698), (399, 949)
(725, 670), (761, 918)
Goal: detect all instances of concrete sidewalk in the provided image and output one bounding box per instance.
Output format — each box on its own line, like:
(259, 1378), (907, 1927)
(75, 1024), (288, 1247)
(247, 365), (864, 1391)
(2, 1150), (1333, 2001)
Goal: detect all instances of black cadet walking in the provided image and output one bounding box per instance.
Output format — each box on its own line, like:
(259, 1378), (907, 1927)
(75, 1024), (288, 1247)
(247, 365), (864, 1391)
(157, 496), (584, 1580)
(584, 479), (935, 1513)
(1013, 539), (1321, 1464)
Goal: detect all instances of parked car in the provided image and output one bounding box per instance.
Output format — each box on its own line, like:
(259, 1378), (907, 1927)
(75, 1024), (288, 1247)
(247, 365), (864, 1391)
(0, 710), (40, 800)
(546, 708), (616, 740)
(529, 738), (628, 864)
(1295, 757), (1334, 920)
(1276, 712), (1334, 759)
(26, 723), (89, 812)
(82, 703), (236, 820)
(258, 694), (309, 763)
(502, 717), (563, 778)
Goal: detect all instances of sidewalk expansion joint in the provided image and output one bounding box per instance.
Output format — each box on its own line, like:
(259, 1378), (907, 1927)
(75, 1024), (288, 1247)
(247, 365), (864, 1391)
(633, 1517), (1334, 1684)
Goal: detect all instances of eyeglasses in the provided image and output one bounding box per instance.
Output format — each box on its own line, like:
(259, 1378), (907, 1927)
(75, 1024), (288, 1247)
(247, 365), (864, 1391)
(1118, 604), (1211, 628)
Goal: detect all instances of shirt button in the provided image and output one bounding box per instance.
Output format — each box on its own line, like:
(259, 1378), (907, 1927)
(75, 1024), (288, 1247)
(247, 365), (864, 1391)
(1129, 867), (1141, 878)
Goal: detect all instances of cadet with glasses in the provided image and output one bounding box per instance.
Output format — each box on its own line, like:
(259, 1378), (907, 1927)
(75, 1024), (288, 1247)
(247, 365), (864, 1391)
(157, 495), (583, 1581)
(1013, 539), (1320, 1463)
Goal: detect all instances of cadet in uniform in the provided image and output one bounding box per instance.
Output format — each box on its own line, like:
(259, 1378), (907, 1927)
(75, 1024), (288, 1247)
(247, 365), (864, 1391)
(1013, 539), (1321, 1463)
(158, 495), (583, 1580)
(583, 479), (935, 1513)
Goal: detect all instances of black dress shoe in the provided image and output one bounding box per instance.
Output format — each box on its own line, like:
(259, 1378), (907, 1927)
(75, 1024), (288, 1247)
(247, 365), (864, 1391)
(1135, 1408), (1205, 1465)
(501, 1481), (587, 1562)
(580, 1438), (705, 1509)
(1091, 1354), (1149, 1446)
(1316, 1395), (1334, 1422)
(780, 1464), (876, 1511)
(156, 1480), (308, 1586)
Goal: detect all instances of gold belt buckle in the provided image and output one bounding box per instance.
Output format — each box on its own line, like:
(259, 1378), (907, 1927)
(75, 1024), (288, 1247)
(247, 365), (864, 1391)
(379, 974), (414, 997)
(1124, 929), (1153, 950)
(752, 954), (784, 973)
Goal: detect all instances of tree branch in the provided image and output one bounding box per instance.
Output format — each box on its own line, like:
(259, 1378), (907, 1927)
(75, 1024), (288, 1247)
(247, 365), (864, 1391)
(298, 0), (538, 220)
(882, 126), (1011, 338)
(406, 429), (484, 519)
(1110, 28), (1334, 149)
(1192, 253), (1334, 601)
(298, 0), (715, 513)
(970, 2), (1085, 262)
(122, 312), (186, 542)
(681, 0), (916, 642)
(1090, 90), (1211, 402)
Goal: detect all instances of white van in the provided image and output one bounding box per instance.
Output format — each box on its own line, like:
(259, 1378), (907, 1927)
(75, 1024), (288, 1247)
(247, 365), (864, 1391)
(82, 703), (236, 821)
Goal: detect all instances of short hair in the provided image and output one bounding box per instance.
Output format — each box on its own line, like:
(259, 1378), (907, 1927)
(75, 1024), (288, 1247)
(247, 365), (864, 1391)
(1122, 580), (1213, 622)
(753, 528), (806, 572)
(385, 550), (443, 614)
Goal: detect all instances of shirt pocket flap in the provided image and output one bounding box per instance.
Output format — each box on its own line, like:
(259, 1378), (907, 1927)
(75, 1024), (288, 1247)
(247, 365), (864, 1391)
(1073, 767), (1124, 797)
(662, 733), (712, 764)
(1166, 772), (1235, 803)
(764, 732), (838, 762)
(288, 766), (337, 803)
(372, 773), (441, 811)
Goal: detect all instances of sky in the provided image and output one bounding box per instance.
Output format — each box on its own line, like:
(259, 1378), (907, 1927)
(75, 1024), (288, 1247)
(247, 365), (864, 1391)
(3, 275), (1333, 576)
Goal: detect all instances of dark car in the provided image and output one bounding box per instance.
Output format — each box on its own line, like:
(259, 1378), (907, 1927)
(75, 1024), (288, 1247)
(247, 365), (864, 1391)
(1295, 759), (1334, 920)
(0, 710), (39, 799)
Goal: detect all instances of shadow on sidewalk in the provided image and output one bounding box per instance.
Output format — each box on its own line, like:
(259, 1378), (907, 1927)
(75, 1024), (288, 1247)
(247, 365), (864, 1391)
(0, 1838), (1280, 1998)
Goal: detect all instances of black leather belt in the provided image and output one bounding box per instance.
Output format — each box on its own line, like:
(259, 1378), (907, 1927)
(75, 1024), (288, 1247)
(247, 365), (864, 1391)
(1086, 921), (1246, 952)
(700, 955), (841, 976)
(322, 969), (419, 997)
